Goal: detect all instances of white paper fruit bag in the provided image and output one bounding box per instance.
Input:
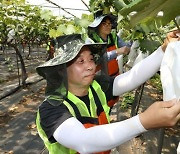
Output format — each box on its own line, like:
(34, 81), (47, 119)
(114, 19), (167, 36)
(160, 41), (180, 101)
(126, 40), (139, 67)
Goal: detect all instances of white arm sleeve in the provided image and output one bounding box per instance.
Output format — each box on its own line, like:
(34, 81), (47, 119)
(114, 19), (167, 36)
(113, 47), (164, 96)
(54, 116), (146, 153)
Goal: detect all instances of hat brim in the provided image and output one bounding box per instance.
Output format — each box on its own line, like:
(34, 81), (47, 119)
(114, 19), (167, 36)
(88, 14), (116, 28)
(36, 39), (107, 78)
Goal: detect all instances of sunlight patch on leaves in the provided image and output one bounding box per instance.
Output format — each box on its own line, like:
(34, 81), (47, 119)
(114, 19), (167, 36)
(40, 9), (53, 21)
(64, 24), (76, 35)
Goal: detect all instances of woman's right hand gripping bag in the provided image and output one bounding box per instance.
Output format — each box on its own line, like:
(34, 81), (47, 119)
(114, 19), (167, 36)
(160, 41), (180, 101)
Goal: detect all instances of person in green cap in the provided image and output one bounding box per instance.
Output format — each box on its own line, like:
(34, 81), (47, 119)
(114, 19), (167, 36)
(36, 31), (180, 154)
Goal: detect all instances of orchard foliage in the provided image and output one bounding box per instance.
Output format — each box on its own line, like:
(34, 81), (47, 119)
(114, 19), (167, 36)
(119, 0), (180, 28)
(0, 0), (179, 86)
(1, 0), (179, 48)
(0, 0), (91, 86)
(89, 0), (180, 52)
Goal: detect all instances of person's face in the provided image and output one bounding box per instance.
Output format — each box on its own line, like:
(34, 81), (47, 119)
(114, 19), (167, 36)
(67, 46), (96, 89)
(99, 18), (112, 35)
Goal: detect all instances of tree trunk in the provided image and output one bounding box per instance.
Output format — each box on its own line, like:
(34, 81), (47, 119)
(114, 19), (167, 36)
(26, 43), (31, 59)
(12, 44), (28, 87)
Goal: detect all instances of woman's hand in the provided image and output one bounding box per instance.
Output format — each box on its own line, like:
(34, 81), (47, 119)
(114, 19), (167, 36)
(161, 30), (180, 52)
(116, 46), (130, 55)
(139, 99), (180, 130)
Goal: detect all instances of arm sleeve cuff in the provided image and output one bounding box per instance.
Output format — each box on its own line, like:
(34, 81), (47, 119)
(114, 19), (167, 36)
(107, 50), (118, 61)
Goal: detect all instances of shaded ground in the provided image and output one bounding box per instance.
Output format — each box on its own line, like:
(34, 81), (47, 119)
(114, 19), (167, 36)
(0, 48), (179, 154)
(0, 48), (47, 154)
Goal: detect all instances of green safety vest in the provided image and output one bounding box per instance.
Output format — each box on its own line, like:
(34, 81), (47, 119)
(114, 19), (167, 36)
(36, 80), (110, 154)
(90, 31), (118, 48)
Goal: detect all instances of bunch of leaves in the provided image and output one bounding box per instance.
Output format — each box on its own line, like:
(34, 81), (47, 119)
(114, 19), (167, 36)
(113, 0), (127, 13)
(1, 0), (25, 6)
(89, 0), (115, 15)
(115, 0), (180, 54)
(49, 13), (93, 39)
(117, 17), (161, 53)
(119, 0), (180, 28)
(120, 92), (135, 109)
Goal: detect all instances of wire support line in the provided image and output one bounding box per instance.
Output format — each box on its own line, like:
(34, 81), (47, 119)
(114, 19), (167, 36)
(80, 0), (90, 11)
(45, 0), (76, 17)
(29, 4), (89, 12)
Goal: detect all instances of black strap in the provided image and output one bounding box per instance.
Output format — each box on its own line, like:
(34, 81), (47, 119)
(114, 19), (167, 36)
(66, 84), (104, 120)
(65, 98), (81, 118)
(80, 117), (98, 125)
(65, 98), (98, 124)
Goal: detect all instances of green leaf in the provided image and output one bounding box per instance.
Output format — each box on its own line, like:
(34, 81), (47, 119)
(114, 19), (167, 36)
(76, 18), (91, 28)
(40, 9), (53, 21)
(113, 0), (127, 11)
(49, 29), (57, 38)
(57, 24), (66, 34)
(119, 0), (180, 28)
(64, 24), (76, 35)
(139, 39), (160, 53)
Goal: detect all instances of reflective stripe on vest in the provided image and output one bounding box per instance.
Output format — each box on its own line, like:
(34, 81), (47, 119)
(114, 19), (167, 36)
(66, 80), (110, 119)
(91, 32), (118, 48)
(36, 80), (110, 154)
(36, 111), (77, 154)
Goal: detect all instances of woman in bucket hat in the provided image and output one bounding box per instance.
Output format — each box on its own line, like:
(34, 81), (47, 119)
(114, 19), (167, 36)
(86, 13), (132, 110)
(36, 32), (180, 154)
(86, 13), (131, 73)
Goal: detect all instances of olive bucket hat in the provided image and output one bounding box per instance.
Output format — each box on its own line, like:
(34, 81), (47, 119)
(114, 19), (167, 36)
(36, 34), (107, 79)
